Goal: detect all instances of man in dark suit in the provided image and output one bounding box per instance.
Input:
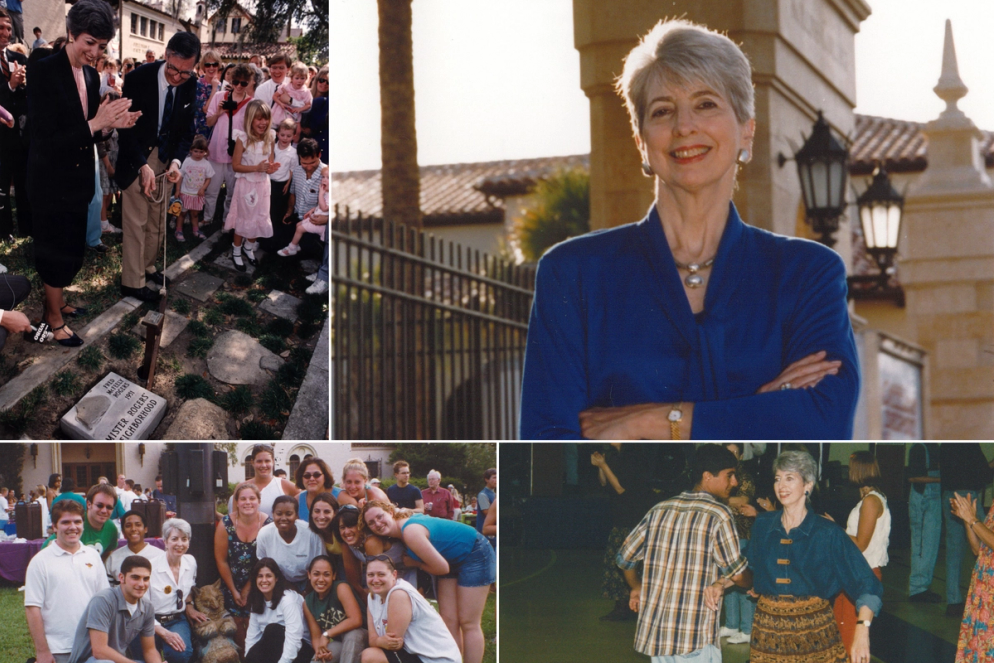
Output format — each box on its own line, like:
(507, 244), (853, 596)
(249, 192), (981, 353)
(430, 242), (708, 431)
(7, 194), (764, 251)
(0, 9), (30, 241)
(115, 31), (200, 301)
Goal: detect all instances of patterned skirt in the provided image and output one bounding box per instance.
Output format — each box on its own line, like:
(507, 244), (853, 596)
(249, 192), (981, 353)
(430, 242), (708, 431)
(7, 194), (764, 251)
(751, 595), (849, 663)
(602, 526), (641, 601)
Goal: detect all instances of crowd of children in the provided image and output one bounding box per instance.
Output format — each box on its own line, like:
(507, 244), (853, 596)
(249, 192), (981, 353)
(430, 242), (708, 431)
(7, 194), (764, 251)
(88, 50), (329, 295)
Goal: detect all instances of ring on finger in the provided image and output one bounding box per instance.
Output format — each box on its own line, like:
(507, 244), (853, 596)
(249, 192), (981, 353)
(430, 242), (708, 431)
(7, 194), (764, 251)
(780, 382), (792, 390)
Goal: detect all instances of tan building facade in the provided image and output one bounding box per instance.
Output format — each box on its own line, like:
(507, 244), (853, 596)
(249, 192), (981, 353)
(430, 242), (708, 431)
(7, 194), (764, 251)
(118, 0), (187, 62)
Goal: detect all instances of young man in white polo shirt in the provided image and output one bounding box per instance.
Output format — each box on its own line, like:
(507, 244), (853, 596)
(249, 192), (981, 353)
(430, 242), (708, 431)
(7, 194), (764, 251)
(254, 54), (289, 108)
(25, 499), (110, 663)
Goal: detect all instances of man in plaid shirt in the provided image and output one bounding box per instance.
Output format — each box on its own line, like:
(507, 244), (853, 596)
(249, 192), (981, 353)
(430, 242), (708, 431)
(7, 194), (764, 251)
(617, 444), (751, 662)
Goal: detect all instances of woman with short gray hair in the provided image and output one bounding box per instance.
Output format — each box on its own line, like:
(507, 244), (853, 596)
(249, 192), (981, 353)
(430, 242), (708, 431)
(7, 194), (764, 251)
(520, 18), (859, 441)
(148, 517), (209, 663)
(743, 451), (882, 663)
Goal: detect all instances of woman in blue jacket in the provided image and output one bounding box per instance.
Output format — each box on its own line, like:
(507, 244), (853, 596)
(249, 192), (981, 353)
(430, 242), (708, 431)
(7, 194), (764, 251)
(519, 19), (858, 440)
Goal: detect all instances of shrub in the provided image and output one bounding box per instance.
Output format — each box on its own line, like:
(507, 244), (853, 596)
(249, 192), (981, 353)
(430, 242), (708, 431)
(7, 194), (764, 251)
(51, 370), (82, 397)
(171, 298), (191, 315)
(219, 296), (254, 317)
(297, 298), (327, 326)
(220, 385), (253, 413)
(77, 346), (104, 371)
(187, 320), (211, 338)
(247, 289), (268, 303)
(0, 386), (47, 436)
(266, 318), (294, 338)
(202, 307), (223, 326)
(259, 334), (286, 354)
(236, 317), (263, 337)
(276, 361), (306, 389)
(240, 420), (277, 440)
(187, 336), (213, 358)
(175, 374), (215, 401)
(234, 274), (253, 288)
(260, 381), (293, 422)
(109, 332), (141, 359)
(513, 168), (590, 262)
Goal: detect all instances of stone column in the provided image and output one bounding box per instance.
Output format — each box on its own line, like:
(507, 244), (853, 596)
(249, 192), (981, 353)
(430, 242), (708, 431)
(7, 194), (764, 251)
(901, 20), (994, 438)
(572, 0), (869, 272)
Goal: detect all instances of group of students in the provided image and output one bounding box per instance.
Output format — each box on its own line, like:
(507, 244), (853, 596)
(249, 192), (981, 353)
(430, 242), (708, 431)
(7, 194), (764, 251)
(24, 444), (496, 663)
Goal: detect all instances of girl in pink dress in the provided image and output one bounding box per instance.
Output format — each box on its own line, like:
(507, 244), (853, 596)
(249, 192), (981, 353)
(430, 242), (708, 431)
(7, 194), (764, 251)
(271, 61), (313, 128)
(224, 100), (280, 271)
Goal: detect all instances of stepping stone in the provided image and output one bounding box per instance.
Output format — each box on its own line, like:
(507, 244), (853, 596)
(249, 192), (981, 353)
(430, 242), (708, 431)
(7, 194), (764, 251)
(163, 398), (231, 440)
(207, 330), (282, 386)
(131, 310), (190, 348)
(300, 259), (320, 273)
(214, 252), (257, 275)
(174, 272), (225, 302)
(259, 290), (301, 322)
(61, 372), (168, 440)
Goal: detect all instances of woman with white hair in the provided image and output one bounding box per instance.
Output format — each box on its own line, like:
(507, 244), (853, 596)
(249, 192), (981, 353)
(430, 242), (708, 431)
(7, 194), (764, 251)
(519, 18), (859, 440)
(741, 451), (882, 663)
(146, 518), (209, 663)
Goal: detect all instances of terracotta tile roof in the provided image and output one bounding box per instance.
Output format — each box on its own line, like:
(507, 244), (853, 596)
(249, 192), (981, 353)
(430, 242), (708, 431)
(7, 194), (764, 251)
(332, 154), (589, 227)
(850, 113), (994, 175)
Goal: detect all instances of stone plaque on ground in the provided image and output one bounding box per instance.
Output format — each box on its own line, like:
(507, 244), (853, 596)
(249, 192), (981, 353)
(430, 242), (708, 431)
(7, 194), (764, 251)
(259, 290), (301, 322)
(131, 310), (190, 348)
(207, 330), (282, 385)
(214, 252), (257, 275)
(174, 272), (225, 302)
(61, 372), (167, 440)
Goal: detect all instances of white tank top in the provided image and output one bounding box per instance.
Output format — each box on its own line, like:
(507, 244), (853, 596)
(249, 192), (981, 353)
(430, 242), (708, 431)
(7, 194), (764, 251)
(368, 579), (461, 663)
(257, 477), (286, 517)
(846, 490), (890, 569)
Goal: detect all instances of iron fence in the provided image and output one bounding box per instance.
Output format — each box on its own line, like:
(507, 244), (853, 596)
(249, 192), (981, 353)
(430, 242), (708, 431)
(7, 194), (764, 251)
(332, 208), (535, 440)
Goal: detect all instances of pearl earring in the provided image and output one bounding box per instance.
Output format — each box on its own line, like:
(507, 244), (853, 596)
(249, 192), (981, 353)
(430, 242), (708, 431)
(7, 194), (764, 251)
(736, 148), (750, 165)
(641, 161), (654, 177)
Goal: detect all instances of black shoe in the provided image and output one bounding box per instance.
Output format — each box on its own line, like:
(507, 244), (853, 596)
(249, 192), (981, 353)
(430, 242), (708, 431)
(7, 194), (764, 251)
(910, 590), (942, 603)
(59, 304), (88, 318)
(145, 271), (171, 287)
(51, 323), (84, 347)
(946, 602), (965, 617)
(87, 242), (109, 254)
(121, 285), (162, 302)
(232, 250), (247, 272)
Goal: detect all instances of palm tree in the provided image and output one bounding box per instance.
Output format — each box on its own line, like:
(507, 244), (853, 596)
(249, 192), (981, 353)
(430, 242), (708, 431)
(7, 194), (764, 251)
(377, 0), (422, 228)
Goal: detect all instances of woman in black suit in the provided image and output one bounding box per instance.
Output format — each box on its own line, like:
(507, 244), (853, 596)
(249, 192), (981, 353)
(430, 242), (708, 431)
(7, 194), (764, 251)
(27, 0), (137, 345)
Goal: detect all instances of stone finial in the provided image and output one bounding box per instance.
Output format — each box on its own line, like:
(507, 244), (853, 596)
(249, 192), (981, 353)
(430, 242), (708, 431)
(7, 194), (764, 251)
(933, 19), (968, 118)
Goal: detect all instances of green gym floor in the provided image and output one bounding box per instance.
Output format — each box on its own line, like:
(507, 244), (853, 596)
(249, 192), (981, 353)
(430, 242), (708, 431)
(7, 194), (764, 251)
(500, 546), (966, 662)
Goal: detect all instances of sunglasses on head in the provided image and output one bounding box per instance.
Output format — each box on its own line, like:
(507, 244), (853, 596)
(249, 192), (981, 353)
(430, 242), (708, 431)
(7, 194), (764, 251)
(368, 555), (392, 563)
(340, 504), (359, 512)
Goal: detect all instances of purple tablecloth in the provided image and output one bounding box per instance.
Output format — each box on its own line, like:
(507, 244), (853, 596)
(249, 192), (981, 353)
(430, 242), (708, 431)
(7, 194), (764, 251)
(0, 537), (164, 585)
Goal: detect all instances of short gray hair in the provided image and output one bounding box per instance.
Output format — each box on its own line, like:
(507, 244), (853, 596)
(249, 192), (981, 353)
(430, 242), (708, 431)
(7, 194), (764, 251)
(772, 451), (818, 486)
(427, 470), (441, 481)
(162, 517), (192, 542)
(615, 19), (755, 139)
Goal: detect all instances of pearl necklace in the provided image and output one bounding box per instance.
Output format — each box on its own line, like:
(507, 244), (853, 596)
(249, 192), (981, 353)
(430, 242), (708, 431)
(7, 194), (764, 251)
(673, 255), (716, 288)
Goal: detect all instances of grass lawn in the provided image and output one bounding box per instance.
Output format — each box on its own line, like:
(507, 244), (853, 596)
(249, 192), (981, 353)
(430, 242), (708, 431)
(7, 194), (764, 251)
(0, 583), (496, 663)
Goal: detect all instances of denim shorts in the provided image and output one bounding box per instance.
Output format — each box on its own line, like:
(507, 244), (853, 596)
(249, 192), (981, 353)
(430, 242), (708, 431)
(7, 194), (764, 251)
(442, 532), (496, 587)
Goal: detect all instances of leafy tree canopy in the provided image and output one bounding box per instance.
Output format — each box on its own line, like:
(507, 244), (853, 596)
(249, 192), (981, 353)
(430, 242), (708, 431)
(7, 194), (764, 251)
(207, 0), (328, 64)
(514, 168), (590, 263)
(388, 443), (496, 493)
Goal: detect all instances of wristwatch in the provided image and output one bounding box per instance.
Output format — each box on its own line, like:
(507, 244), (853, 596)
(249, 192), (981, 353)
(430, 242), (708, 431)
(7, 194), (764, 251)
(857, 619), (871, 629)
(668, 404), (683, 441)
(322, 630), (331, 639)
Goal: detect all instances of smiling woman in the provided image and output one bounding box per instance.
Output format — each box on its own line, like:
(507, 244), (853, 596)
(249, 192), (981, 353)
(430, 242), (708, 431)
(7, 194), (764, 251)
(519, 18), (860, 440)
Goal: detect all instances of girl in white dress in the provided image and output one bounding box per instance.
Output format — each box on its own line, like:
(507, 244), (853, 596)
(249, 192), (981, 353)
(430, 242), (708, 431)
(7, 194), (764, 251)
(225, 100), (280, 271)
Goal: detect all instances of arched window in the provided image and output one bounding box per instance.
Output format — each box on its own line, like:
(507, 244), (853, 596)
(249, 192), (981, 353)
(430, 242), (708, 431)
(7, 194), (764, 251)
(289, 454), (301, 480)
(244, 455), (255, 480)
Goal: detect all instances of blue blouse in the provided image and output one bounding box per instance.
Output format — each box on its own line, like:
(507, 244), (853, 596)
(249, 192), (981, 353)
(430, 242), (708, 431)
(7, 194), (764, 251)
(518, 203), (859, 439)
(748, 510), (883, 615)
